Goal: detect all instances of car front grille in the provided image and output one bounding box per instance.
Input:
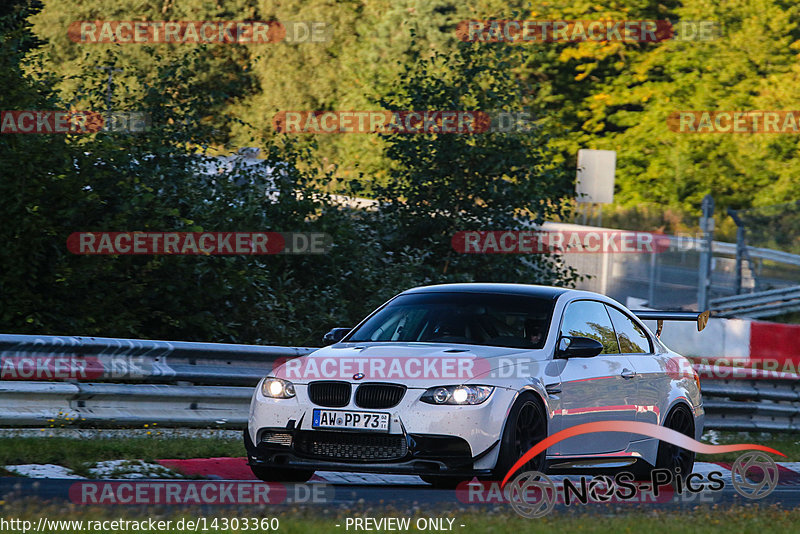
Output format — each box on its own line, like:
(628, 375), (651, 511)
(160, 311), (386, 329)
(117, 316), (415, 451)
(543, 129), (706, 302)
(294, 431), (408, 462)
(355, 383), (406, 409)
(307, 381), (351, 407)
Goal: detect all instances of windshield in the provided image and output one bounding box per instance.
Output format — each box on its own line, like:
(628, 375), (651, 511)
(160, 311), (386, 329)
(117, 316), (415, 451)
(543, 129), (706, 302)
(347, 292), (555, 349)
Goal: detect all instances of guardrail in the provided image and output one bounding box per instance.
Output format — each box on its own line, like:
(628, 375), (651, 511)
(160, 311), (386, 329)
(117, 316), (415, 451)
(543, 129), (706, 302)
(0, 334), (315, 428)
(710, 285), (800, 319)
(696, 364), (800, 432)
(1, 334), (799, 432)
(0, 381), (253, 427)
(0, 334), (315, 385)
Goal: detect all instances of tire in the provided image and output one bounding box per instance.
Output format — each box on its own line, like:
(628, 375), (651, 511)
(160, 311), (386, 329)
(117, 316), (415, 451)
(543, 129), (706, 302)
(654, 405), (695, 478)
(419, 475), (470, 489)
(250, 465), (315, 483)
(488, 394), (548, 480)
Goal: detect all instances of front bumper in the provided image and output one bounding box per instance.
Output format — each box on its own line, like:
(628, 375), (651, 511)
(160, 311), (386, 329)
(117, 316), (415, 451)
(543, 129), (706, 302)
(244, 425), (497, 476)
(248, 382), (520, 473)
(694, 403), (705, 441)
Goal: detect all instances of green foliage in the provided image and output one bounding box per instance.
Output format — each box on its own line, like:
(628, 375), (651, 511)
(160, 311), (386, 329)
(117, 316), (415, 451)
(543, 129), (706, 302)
(235, 0), (473, 185)
(736, 201), (800, 253)
(22, 0), (800, 223)
(16, 0), (800, 342)
(529, 0), (800, 214)
(591, 0), (800, 212)
(26, 0), (257, 144)
(0, 3), (76, 334)
(373, 42), (578, 285)
(1, 6), (577, 345)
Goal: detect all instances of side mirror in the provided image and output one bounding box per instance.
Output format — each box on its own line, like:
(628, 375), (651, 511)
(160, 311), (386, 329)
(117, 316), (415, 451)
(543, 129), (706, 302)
(323, 327), (351, 345)
(555, 336), (603, 359)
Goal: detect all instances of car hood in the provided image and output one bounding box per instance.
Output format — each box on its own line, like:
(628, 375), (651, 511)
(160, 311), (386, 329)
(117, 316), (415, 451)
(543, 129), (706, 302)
(271, 341), (550, 388)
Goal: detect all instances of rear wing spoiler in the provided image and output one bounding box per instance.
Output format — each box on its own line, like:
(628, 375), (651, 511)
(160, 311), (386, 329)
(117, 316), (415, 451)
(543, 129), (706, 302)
(631, 310), (710, 338)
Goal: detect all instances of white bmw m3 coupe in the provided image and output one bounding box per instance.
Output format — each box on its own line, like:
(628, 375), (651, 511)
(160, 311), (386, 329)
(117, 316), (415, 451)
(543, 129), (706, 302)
(245, 283), (705, 487)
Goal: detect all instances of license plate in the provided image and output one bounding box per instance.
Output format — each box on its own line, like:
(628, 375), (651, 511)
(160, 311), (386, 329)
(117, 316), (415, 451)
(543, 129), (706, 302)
(312, 409), (390, 432)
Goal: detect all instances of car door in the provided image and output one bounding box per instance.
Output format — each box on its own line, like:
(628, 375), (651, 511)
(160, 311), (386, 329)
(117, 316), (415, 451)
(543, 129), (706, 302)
(604, 305), (662, 427)
(552, 300), (639, 455)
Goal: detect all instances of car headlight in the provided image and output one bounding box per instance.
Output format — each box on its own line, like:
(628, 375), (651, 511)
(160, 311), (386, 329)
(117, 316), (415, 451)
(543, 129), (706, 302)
(261, 377), (296, 399)
(420, 385), (494, 405)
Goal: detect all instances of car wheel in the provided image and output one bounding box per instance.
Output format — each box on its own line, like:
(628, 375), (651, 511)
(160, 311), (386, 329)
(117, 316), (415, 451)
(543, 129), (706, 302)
(419, 475), (470, 489)
(655, 405), (695, 477)
(250, 465), (315, 483)
(489, 394), (547, 480)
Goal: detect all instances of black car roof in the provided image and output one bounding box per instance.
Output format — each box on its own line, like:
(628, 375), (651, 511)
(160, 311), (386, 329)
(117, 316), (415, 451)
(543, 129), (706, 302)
(400, 283), (569, 300)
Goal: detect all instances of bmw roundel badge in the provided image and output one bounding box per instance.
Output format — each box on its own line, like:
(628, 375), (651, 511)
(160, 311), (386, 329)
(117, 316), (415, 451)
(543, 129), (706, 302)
(353, 373), (365, 380)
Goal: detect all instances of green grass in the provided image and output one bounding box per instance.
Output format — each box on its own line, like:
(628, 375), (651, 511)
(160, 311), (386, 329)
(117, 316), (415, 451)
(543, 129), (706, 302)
(0, 431), (795, 477)
(697, 431), (800, 462)
(0, 436), (243, 477)
(1, 503), (799, 534)
(0, 432), (800, 476)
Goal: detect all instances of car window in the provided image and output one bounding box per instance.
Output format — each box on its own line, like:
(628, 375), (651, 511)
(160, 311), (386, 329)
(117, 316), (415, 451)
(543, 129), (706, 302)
(347, 292), (555, 349)
(559, 300), (620, 354)
(605, 305), (653, 354)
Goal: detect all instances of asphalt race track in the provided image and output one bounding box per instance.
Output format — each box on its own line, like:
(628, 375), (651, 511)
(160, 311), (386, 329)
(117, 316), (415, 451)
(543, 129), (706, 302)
(3, 461), (800, 513)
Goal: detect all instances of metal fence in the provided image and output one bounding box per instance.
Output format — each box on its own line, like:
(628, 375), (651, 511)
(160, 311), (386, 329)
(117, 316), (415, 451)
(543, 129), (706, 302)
(1, 334), (798, 432)
(549, 220), (800, 312)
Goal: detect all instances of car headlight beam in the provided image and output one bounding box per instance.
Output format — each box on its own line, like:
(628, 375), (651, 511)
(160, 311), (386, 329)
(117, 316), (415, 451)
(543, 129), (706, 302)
(452, 387), (469, 404)
(421, 385), (494, 405)
(262, 377), (296, 399)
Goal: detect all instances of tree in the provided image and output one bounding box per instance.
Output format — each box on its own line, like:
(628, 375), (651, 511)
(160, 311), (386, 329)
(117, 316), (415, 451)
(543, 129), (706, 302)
(0, 2), (78, 332)
(26, 0), (256, 146)
(372, 42), (579, 286)
(0, 10), (491, 344)
(235, 0), (472, 185)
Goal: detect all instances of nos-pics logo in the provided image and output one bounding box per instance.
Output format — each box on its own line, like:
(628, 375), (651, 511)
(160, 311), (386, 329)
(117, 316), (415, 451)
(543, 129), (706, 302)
(501, 421), (783, 518)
